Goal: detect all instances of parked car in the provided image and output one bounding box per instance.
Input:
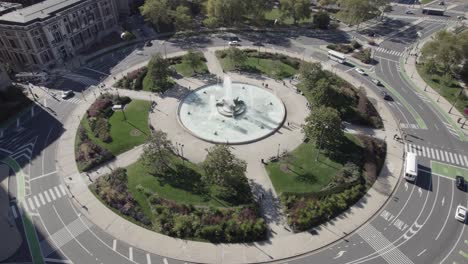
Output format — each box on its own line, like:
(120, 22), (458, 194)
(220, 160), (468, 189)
(228, 40), (241, 46)
(355, 68), (366, 75)
(381, 91), (392, 101)
(371, 79), (382, 86)
(457, 15), (466, 20)
(61, 90), (74, 99)
(405, 10), (415, 15)
(455, 205), (467, 222)
(455, 176), (465, 190)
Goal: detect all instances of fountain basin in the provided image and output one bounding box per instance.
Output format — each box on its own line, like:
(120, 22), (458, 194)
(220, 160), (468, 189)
(178, 82), (286, 144)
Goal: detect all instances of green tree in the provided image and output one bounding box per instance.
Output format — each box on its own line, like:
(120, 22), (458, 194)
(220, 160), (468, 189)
(244, 0), (270, 23)
(303, 106), (343, 150)
(336, 0), (379, 27)
(142, 131), (173, 175)
(202, 145), (251, 203)
(226, 48), (247, 70)
(183, 50), (204, 73)
(313, 10), (331, 29)
(206, 0), (245, 26)
(420, 30), (464, 75)
(299, 62), (326, 90)
(146, 53), (171, 91)
(279, 0), (312, 24)
(140, 0), (172, 32)
(172, 5), (193, 30)
(309, 79), (336, 107)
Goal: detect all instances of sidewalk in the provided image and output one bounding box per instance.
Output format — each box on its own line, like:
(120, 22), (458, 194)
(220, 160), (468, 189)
(56, 46), (403, 264)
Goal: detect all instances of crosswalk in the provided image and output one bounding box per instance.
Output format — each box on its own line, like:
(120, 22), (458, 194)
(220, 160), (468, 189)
(25, 185), (67, 211)
(358, 224), (414, 264)
(40, 217), (92, 257)
(61, 97), (82, 104)
(442, 121), (459, 138)
(375, 47), (403, 57)
(63, 73), (99, 87)
(405, 143), (468, 167)
(400, 123), (419, 129)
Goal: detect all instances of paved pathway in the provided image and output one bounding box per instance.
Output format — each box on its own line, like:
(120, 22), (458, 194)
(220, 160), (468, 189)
(55, 46), (403, 264)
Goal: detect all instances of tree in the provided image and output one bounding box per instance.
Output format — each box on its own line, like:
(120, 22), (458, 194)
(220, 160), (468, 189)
(420, 30), (464, 75)
(336, 0), (379, 27)
(279, 0), (312, 25)
(309, 79), (336, 108)
(313, 10), (331, 29)
(202, 145), (251, 203)
(183, 50), (204, 73)
(146, 53), (171, 90)
(226, 48), (247, 70)
(140, 0), (172, 32)
(303, 106), (343, 150)
(299, 62), (326, 90)
(172, 5), (193, 30)
(142, 131), (173, 175)
(244, 0), (270, 23)
(206, 0), (245, 26)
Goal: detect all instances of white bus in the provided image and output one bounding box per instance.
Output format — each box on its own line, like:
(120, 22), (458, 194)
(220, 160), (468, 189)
(328, 50), (346, 64)
(404, 152), (418, 182)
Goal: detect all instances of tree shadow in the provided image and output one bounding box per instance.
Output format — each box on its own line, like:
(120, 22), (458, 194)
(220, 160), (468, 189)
(153, 163), (205, 194)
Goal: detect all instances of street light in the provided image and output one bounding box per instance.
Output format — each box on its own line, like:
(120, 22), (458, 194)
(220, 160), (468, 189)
(315, 125), (329, 161)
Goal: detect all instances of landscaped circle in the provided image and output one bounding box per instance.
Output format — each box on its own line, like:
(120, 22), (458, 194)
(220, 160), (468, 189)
(178, 81), (286, 144)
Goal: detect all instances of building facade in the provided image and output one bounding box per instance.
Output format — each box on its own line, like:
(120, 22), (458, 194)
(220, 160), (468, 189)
(0, 63), (11, 91)
(0, 0), (120, 71)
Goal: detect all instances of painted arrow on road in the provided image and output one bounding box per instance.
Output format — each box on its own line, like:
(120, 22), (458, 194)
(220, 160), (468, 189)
(418, 187), (422, 197)
(333, 250), (347, 259)
(442, 196), (445, 206)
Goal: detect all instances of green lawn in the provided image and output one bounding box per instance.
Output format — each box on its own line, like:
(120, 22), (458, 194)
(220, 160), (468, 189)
(416, 65), (468, 114)
(126, 158), (233, 219)
(174, 60), (208, 77)
(266, 134), (362, 194)
(82, 99), (151, 155)
(219, 56), (298, 79)
(264, 8), (311, 25)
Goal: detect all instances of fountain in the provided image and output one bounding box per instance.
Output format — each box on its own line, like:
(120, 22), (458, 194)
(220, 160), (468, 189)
(178, 75), (286, 144)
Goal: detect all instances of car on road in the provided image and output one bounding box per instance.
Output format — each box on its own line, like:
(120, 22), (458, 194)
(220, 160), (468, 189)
(61, 90), (74, 99)
(145, 41), (152, 47)
(455, 176), (465, 190)
(405, 10), (415, 15)
(371, 78), (382, 86)
(355, 68), (366, 75)
(228, 40), (241, 46)
(457, 16), (466, 20)
(136, 50), (144, 55)
(455, 205), (467, 222)
(381, 91), (392, 101)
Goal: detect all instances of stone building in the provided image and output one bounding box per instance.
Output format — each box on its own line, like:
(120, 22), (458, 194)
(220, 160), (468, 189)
(0, 0), (120, 71)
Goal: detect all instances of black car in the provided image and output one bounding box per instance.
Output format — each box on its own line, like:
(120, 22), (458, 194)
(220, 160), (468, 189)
(381, 91), (392, 101)
(456, 176), (465, 190)
(145, 41), (152, 47)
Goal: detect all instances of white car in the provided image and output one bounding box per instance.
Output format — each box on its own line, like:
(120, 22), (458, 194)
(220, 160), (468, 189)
(455, 205), (467, 222)
(371, 78), (382, 86)
(405, 10), (414, 15)
(355, 68), (366, 75)
(61, 90), (74, 99)
(228, 40), (240, 47)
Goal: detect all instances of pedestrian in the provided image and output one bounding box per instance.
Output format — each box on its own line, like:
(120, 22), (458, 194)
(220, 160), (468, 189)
(287, 121), (290, 126)
(283, 81), (286, 86)
(393, 134), (397, 140)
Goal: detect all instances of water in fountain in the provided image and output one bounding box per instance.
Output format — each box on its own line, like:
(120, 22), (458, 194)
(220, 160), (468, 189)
(209, 94), (216, 120)
(223, 75), (233, 103)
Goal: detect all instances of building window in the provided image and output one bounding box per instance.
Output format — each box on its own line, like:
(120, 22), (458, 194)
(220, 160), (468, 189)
(35, 37), (44, 48)
(30, 54), (38, 64)
(8, 39), (17, 48)
(24, 40), (31, 50)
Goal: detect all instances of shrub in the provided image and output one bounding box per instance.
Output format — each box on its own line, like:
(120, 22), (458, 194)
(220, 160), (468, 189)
(87, 99), (113, 118)
(92, 117), (111, 143)
(76, 139), (114, 171)
(351, 40), (362, 49)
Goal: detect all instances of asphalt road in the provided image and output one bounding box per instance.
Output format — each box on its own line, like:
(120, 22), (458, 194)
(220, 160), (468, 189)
(1, 2), (468, 264)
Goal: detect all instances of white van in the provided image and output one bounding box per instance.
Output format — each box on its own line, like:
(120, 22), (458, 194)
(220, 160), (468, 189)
(404, 152), (418, 182)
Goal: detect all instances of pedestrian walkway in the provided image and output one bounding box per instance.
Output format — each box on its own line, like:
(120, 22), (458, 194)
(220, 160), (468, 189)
(61, 97), (82, 105)
(63, 73), (99, 87)
(203, 49), (224, 77)
(25, 184), (67, 212)
(405, 143), (468, 167)
(375, 47), (403, 57)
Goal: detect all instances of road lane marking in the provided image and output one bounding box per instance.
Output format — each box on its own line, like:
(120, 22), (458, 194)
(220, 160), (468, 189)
(30, 170), (58, 182)
(163, 258), (169, 264)
(59, 185), (66, 196)
(146, 253), (151, 264)
(449, 153), (455, 164)
(435, 149), (440, 160)
(54, 186), (62, 198)
(444, 151), (450, 163)
(129, 247), (133, 261)
(33, 196), (40, 207)
(44, 191), (51, 202)
(49, 189), (56, 200)
(28, 197), (35, 210)
(454, 154), (460, 165)
(417, 249), (426, 256)
(435, 182), (454, 240)
(464, 156), (468, 166)
(38, 193), (46, 205)
(112, 239), (117, 251)
(44, 258), (73, 264)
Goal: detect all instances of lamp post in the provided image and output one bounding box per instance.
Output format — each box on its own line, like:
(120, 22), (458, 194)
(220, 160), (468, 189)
(316, 125), (328, 161)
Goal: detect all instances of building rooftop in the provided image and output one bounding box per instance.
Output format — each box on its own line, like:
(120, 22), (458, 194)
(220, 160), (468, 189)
(0, 2), (22, 16)
(0, 0), (83, 25)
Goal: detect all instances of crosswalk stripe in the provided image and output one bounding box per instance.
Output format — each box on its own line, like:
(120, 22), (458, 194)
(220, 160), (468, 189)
(129, 247), (133, 261)
(458, 154), (466, 166)
(444, 151), (450, 162)
(33, 196), (41, 208)
(38, 193), (46, 205)
(449, 152), (454, 163)
(54, 186), (62, 198)
(49, 189), (56, 200)
(44, 191), (51, 202)
(59, 185), (67, 196)
(435, 149), (440, 160)
(28, 198), (35, 210)
(430, 148), (435, 159)
(146, 253), (151, 264)
(463, 156), (468, 166)
(454, 154), (460, 165)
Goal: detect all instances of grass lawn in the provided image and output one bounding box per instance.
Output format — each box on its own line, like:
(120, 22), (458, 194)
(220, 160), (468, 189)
(82, 99), (151, 155)
(266, 134), (363, 194)
(416, 65), (468, 114)
(264, 8), (311, 25)
(219, 56), (298, 79)
(174, 60), (208, 77)
(126, 158), (234, 219)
